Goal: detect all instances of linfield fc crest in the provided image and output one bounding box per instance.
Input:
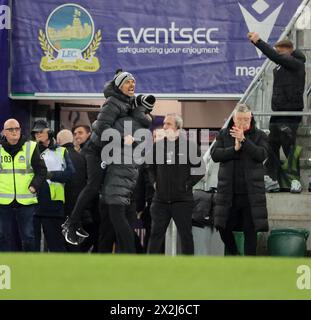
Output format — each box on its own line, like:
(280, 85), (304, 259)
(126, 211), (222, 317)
(38, 4), (101, 72)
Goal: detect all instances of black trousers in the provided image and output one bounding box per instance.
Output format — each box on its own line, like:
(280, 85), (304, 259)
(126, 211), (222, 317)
(70, 149), (103, 223)
(108, 204), (136, 254)
(34, 216), (66, 252)
(98, 202), (116, 253)
(219, 194), (257, 256)
(148, 201), (194, 255)
(141, 201), (152, 253)
(265, 116), (301, 180)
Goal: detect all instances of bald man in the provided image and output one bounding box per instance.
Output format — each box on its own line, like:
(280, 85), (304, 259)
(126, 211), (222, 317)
(0, 119), (47, 252)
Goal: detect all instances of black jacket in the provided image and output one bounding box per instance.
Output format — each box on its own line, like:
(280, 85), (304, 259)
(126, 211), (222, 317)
(114, 105), (153, 138)
(135, 165), (155, 212)
(0, 136), (47, 207)
(255, 39), (306, 111)
(192, 190), (215, 228)
(90, 81), (135, 148)
(96, 82), (139, 206)
(102, 162), (138, 206)
(147, 135), (205, 203)
(62, 143), (87, 217)
(211, 118), (269, 231)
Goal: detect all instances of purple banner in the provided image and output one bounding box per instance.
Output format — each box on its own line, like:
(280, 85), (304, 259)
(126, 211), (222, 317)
(10, 0), (303, 97)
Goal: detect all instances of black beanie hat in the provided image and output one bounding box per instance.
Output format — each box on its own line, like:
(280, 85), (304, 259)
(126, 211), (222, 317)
(135, 94), (156, 112)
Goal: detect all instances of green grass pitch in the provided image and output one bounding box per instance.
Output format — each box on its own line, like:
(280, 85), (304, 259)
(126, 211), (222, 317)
(0, 254), (311, 300)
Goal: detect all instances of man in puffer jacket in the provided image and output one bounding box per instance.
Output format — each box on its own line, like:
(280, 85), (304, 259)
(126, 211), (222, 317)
(63, 71), (155, 254)
(99, 90), (156, 254)
(63, 71), (136, 246)
(211, 104), (269, 256)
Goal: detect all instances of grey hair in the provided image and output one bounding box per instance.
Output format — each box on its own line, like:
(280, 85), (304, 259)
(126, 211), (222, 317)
(56, 129), (74, 145)
(233, 103), (252, 116)
(166, 113), (183, 129)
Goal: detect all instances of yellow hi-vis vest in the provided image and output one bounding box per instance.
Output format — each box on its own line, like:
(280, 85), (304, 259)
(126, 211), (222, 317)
(41, 147), (66, 203)
(0, 141), (38, 205)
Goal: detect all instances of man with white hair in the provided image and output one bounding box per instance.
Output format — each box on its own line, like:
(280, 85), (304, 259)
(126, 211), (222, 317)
(147, 114), (205, 255)
(0, 118), (47, 251)
(211, 104), (269, 255)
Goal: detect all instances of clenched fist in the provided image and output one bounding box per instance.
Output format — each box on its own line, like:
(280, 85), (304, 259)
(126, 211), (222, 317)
(247, 32), (260, 44)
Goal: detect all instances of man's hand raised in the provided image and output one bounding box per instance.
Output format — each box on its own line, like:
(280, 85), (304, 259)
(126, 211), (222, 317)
(247, 32), (260, 44)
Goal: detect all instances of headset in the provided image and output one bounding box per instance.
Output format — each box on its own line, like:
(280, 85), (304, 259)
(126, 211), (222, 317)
(47, 129), (54, 140)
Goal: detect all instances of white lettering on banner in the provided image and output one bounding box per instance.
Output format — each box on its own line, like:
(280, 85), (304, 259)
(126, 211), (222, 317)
(0, 265), (11, 290)
(117, 46), (220, 56)
(235, 66), (261, 77)
(0, 5), (11, 30)
(56, 49), (83, 61)
(118, 22), (219, 45)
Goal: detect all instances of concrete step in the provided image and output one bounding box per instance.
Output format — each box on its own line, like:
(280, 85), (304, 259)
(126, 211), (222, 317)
(299, 146), (311, 158)
(296, 136), (311, 147)
(279, 156), (311, 169)
(300, 158), (311, 169)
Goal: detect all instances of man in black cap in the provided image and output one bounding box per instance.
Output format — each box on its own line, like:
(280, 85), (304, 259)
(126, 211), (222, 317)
(31, 120), (75, 252)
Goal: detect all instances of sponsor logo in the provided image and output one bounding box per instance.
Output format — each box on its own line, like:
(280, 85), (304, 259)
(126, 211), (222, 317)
(239, 0), (284, 58)
(117, 22), (219, 45)
(236, 65), (261, 77)
(38, 4), (101, 72)
(236, 0), (285, 77)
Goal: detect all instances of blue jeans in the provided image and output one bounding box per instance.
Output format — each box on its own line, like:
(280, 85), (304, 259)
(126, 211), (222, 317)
(0, 205), (36, 252)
